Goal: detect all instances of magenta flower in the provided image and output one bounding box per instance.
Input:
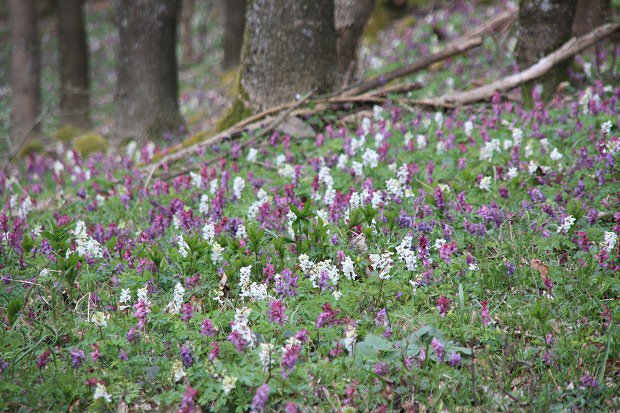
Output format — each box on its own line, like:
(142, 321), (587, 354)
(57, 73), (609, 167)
(435, 295), (451, 318)
(180, 342), (193, 368)
(268, 300), (288, 325)
(431, 338), (444, 363)
(37, 350), (51, 369)
(251, 384), (270, 412)
(480, 301), (491, 326)
(179, 385), (198, 413)
(281, 344), (302, 379)
(201, 318), (217, 337)
(180, 302), (194, 322)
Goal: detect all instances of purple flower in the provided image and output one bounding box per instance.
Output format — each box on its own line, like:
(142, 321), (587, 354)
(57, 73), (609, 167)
(268, 300), (288, 325)
(0, 357), (8, 373)
(316, 303), (340, 328)
(127, 326), (140, 344)
(180, 343), (194, 368)
(179, 385), (198, 413)
(227, 331), (248, 352)
(70, 349), (85, 369)
(90, 344), (101, 363)
(281, 344), (302, 379)
(373, 362), (388, 375)
(431, 338), (444, 362)
(480, 301), (491, 326)
(449, 352), (462, 367)
(580, 374), (599, 389)
(37, 350), (51, 369)
(180, 302), (194, 322)
(119, 350), (129, 360)
(285, 401), (299, 413)
(435, 295), (451, 318)
(251, 384), (270, 412)
(375, 308), (388, 327)
(505, 261), (516, 276)
(201, 318), (217, 337)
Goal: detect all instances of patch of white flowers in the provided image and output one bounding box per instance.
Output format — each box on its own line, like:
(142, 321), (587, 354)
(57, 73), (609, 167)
(369, 251), (394, 280)
(166, 282), (185, 315)
(233, 176), (245, 199)
(73, 220), (103, 258)
(239, 265), (270, 301)
(396, 235), (417, 271)
(298, 254), (341, 288)
(601, 231), (617, 253)
(557, 215), (576, 234)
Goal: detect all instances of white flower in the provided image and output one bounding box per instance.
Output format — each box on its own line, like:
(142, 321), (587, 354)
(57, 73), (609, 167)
(601, 231), (617, 253)
(278, 164), (296, 179)
(233, 176), (245, 199)
(371, 191), (382, 209)
(374, 132), (385, 148)
(351, 161), (363, 176)
(202, 222), (215, 243)
(403, 132), (413, 146)
(73, 220), (103, 258)
(119, 288), (132, 309)
(189, 172), (202, 188)
(209, 179), (218, 195)
(434, 238), (446, 250)
(369, 252), (394, 280)
(479, 176), (492, 191)
(275, 154), (286, 167)
(337, 154), (348, 170)
(91, 311), (109, 327)
(479, 139), (500, 162)
(258, 343), (275, 372)
(396, 235), (417, 271)
(222, 375), (238, 394)
(199, 194), (210, 215)
(332, 290), (342, 300)
(362, 117), (372, 135)
(137, 286), (149, 304)
(177, 235), (190, 258)
(323, 187), (336, 206)
(468, 263), (479, 271)
(172, 359), (186, 382)
(373, 105), (384, 120)
(512, 128), (523, 146)
(349, 192), (361, 211)
(434, 112), (443, 128)
(342, 256), (356, 280)
(397, 165), (409, 185)
(503, 139), (513, 151)
(524, 142), (533, 158)
(362, 149), (379, 168)
(385, 178), (403, 198)
(231, 307), (255, 348)
(299, 254), (313, 272)
(342, 323), (357, 353)
(211, 242), (223, 264)
(247, 148), (258, 162)
(166, 282), (185, 315)
(464, 120), (473, 136)
(601, 120), (612, 135)
(93, 383), (112, 402)
(507, 167), (518, 179)
(550, 148), (563, 161)
(318, 166), (334, 187)
(557, 215), (576, 234)
(53, 160), (64, 175)
(416, 134), (427, 149)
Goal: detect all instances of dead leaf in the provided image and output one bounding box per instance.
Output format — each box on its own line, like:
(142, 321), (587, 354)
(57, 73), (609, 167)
(530, 258), (549, 279)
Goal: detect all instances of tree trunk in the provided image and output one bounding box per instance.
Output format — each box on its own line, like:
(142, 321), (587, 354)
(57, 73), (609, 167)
(335, 0), (375, 86)
(9, 0), (41, 145)
(222, 0), (246, 70)
(181, 0), (195, 64)
(573, 0), (611, 36)
(115, 0), (182, 140)
(58, 0), (90, 129)
(239, 0), (338, 112)
(515, 0), (578, 105)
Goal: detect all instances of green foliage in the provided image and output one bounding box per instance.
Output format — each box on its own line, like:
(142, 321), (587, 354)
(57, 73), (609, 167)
(72, 133), (107, 156)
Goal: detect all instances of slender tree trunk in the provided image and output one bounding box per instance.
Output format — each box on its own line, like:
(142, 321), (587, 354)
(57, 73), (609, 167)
(515, 0), (578, 105)
(335, 0), (375, 86)
(222, 0), (246, 69)
(239, 0), (337, 112)
(115, 0), (182, 140)
(181, 0), (195, 64)
(9, 0), (41, 145)
(58, 0), (90, 129)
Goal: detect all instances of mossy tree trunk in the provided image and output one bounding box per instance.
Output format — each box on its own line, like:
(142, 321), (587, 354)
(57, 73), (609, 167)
(115, 0), (182, 140)
(222, 0), (246, 70)
(239, 0), (338, 112)
(335, 0), (375, 86)
(8, 0), (41, 146)
(58, 0), (90, 129)
(516, 0), (578, 106)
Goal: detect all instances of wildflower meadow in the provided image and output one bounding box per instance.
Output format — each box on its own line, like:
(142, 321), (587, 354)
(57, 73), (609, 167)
(1, 3), (619, 412)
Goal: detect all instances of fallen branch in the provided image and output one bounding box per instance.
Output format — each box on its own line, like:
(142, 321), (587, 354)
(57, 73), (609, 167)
(428, 22), (620, 107)
(341, 7), (517, 97)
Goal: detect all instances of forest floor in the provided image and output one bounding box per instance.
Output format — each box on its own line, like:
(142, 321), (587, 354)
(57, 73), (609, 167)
(1, 1), (619, 412)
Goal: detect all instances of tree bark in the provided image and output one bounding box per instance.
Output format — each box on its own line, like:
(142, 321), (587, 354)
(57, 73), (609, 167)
(515, 0), (578, 104)
(239, 0), (338, 112)
(115, 0), (182, 140)
(58, 0), (90, 129)
(181, 0), (195, 64)
(9, 0), (41, 144)
(335, 0), (375, 86)
(222, 0), (246, 69)
(573, 0), (611, 36)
